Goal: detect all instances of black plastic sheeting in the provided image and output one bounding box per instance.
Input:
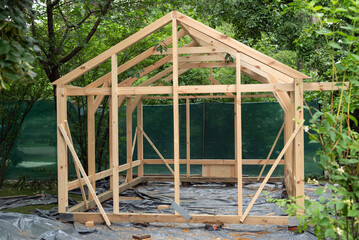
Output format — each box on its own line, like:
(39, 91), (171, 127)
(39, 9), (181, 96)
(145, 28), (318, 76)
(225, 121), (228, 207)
(0, 181), (321, 239)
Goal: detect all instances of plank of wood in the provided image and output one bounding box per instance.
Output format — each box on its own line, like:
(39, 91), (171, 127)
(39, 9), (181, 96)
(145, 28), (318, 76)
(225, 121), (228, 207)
(172, 15), (180, 211)
(257, 122), (285, 180)
(176, 12), (308, 79)
(209, 76), (233, 96)
(180, 62), (235, 69)
(58, 124), (111, 226)
(302, 82), (349, 91)
(65, 83), (295, 96)
(142, 159), (283, 165)
(87, 96), (96, 200)
(179, 23), (293, 83)
(152, 46), (226, 55)
(71, 212), (290, 225)
(64, 121), (88, 209)
(168, 54), (225, 62)
(235, 51), (242, 216)
(240, 121), (304, 222)
(56, 87), (68, 213)
(52, 12), (173, 85)
(137, 126), (174, 174)
(294, 79), (304, 214)
(143, 94), (275, 99)
(131, 128), (138, 161)
(84, 30), (186, 89)
(111, 54), (120, 214)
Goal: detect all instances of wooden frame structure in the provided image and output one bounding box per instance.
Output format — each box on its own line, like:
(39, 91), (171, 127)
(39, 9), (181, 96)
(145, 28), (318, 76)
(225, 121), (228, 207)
(52, 11), (347, 226)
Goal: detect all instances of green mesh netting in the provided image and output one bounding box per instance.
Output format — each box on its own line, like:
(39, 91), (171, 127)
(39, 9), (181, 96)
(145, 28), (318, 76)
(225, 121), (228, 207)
(5, 100), (321, 180)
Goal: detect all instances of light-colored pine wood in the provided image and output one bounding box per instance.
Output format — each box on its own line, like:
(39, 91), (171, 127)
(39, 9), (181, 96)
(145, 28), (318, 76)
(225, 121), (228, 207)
(209, 76), (233, 96)
(240, 121), (304, 222)
(52, 12), (173, 85)
(168, 54), (225, 62)
(176, 12), (308, 79)
(131, 128), (138, 160)
(64, 121), (88, 209)
(180, 62), (235, 69)
(294, 79), (304, 214)
(65, 83), (298, 96)
(92, 82), (109, 113)
(142, 159), (283, 165)
(172, 14), (180, 210)
(143, 94), (275, 99)
(56, 86), (68, 213)
(137, 101), (144, 177)
(84, 30), (186, 89)
(71, 212), (291, 225)
(137, 126), (174, 174)
(202, 165), (235, 178)
(111, 54), (120, 214)
(126, 97), (133, 182)
(257, 122), (285, 181)
(87, 96), (96, 200)
(235, 51), (242, 216)
(58, 124), (111, 226)
(186, 98), (190, 177)
(152, 46), (226, 55)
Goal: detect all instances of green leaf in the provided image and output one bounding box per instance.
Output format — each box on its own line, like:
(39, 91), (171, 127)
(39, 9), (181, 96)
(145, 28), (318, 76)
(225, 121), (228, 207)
(0, 39), (10, 55)
(348, 209), (358, 217)
(319, 217), (330, 227)
(316, 28), (333, 35)
(328, 42), (341, 49)
(349, 114), (358, 126)
(315, 187), (324, 195)
(336, 201), (345, 210)
(325, 228), (335, 238)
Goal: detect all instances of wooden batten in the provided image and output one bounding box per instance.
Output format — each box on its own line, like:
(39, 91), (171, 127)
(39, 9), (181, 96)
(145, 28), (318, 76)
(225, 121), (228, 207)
(137, 100), (144, 177)
(235, 52), (242, 216)
(126, 98), (133, 182)
(56, 86), (68, 213)
(172, 14), (181, 211)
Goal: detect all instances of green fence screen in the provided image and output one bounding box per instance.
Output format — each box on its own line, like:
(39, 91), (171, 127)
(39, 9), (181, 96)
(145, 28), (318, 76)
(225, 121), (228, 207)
(5, 100), (321, 180)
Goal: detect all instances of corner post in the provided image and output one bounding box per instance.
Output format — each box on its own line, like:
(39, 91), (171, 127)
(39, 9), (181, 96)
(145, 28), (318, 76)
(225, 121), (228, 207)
(111, 54), (120, 214)
(126, 97), (133, 182)
(235, 52), (242, 216)
(172, 12), (180, 209)
(294, 79), (304, 213)
(87, 95), (96, 200)
(284, 91), (294, 196)
(57, 86), (68, 213)
(137, 100), (144, 177)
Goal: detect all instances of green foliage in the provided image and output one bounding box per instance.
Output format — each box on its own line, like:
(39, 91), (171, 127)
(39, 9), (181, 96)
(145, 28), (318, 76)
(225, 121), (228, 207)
(268, 1), (359, 239)
(0, 0), (36, 89)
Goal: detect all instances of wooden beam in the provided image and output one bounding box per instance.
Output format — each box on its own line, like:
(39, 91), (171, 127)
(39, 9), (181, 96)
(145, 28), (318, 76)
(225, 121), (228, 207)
(257, 122), (285, 180)
(168, 54), (225, 62)
(85, 30), (186, 89)
(137, 101), (144, 178)
(143, 94), (275, 99)
(153, 46), (226, 55)
(52, 12), (173, 85)
(70, 212), (291, 225)
(142, 159), (283, 165)
(303, 82), (349, 91)
(111, 54), (120, 214)
(58, 124), (111, 226)
(87, 96), (96, 200)
(240, 121), (304, 222)
(176, 12), (308, 79)
(209, 76), (233, 96)
(56, 86), (68, 213)
(235, 52), (242, 216)
(294, 79), (304, 214)
(65, 83), (296, 96)
(180, 62), (235, 69)
(172, 14), (180, 212)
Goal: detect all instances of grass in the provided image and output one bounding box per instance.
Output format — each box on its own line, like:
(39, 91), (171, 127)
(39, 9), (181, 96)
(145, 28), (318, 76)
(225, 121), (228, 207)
(0, 180), (82, 214)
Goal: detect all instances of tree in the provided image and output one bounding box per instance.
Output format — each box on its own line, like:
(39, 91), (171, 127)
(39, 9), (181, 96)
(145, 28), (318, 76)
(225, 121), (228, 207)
(0, 0), (36, 89)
